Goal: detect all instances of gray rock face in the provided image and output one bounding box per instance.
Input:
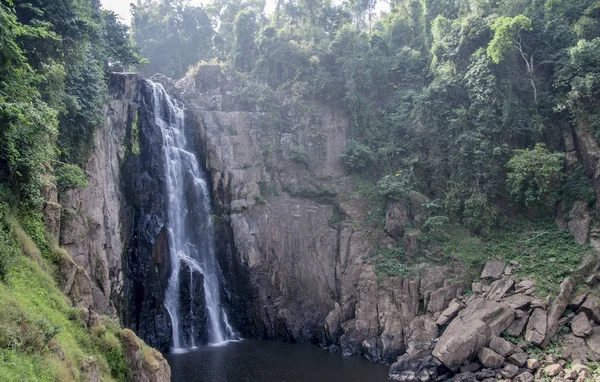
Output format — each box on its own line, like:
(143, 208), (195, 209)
(568, 202), (592, 245)
(432, 298), (514, 368)
(580, 296), (600, 323)
(59, 73), (139, 316)
(489, 335), (513, 356)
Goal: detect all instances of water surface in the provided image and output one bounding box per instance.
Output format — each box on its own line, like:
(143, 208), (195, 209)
(165, 340), (391, 382)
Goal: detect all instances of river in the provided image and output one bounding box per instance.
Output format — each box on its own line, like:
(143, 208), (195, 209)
(165, 340), (391, 382)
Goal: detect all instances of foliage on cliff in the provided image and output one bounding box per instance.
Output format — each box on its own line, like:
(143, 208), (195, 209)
(0, 0), (140, 210)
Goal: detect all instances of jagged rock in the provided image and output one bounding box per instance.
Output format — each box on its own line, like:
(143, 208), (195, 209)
(571, 312), (592, 338)
(481, 260), (505, 280)
(388, 350), (443, 382)
(585, 326), (600, 354)
(385, 201), (409, 241)
(568, 202), (592, 245)
(472, 282), (483, 294)
(569, 293), (588, 312)
(527, 358), (541, 369)
(432, 298), (514, 368)
(452, 371), (477, 382)
(121, 329), (171, 382)
(437, 300), (463, 326)
(515, 280), (536, 295)
(559, 333), (599, 362)
(486, 277), (514, 301)
(503, 294), (532, 310)
(475, 370), (496, 380)
(507, 352), (528, 367)
(514, 371), (534, 382)
(477, 348), (504, 369)
(563, 370), (577, 379)
(531, 298), (547, 310)
(543, 277), (575, 347)
(505, 310), (529, 337)
(544, 364), (563, 377)
(500, 364), (519, 379)
(324, 303), (343, 343)
(489, 335), (513, 356)
(525, 309), (547, 345)
(580, 296), (600, 323)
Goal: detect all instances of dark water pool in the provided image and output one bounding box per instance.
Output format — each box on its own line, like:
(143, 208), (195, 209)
(164, 340), (391, 382)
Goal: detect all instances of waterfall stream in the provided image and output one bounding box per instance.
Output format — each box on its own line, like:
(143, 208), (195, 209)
(147, 80), (237, 351)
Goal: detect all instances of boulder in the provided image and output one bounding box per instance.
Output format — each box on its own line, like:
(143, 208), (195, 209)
(481, 260), (505, 279)
(568, 293), (588, 312)
(489, 335), (513, 356)
(388, 350), (443, 382)
(526, 358), (541, 369)
(120, 329), (171, 382)
(500, 364), (519, 379)
(544, 364), (563, 377)
(585, 326), (600, 354)
(524, 309), (547, 345)
(571, 312), (592, 338)
(507, 352), (528, 367)
(542, 277), (574, 347)
(580, 296), (600, 323)
(436, 300), (463, 326)
(477, 347), (504, 369)
(503, 294), (533, 310)
(514, 371), (534, 382)
(432, 298), (514, 368)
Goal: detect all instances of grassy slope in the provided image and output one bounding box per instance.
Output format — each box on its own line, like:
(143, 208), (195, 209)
(0, 218), (129, 382)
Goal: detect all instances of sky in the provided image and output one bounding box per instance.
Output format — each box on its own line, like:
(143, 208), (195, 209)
(100, 0), (389, 25)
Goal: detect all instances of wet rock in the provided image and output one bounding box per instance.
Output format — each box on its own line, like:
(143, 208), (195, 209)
(324, 303), (343, 343)
(481, 261), (505, 280)
(489, 335), (513, 356)
(580, 296), (600, 323)
(524, 309), (547, 345)
(477, 348), (504, 369)
(542, 277), (574, 347)
(571, 312), (592, 338)
(507, 352), (528, 367)
(388, 350), (443, 382)
(432, 298), (514, 368)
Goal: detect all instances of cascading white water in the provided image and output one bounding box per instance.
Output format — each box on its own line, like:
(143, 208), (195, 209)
(147, 80), (237, 351)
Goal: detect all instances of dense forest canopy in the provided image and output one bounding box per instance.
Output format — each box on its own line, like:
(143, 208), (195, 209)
(130, 0), (600, 231)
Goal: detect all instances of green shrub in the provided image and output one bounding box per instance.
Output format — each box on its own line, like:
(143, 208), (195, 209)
(340, 140), (375, 172)
(463, 192), (498, 232)
(376, 171), (411, 200)
(289, 145), (308, 164)
(561, 165), (596, 207)
(506, 143), (565, 207)
(55, 164), (88, 192)
(372, 247), (416, 279)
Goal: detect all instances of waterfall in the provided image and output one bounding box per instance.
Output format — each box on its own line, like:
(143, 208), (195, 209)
(147, 80), (237, 351)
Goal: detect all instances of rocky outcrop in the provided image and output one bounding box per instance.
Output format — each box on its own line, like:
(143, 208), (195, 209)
(121, 329), (171, 382)
(58, 73), (140, 317)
